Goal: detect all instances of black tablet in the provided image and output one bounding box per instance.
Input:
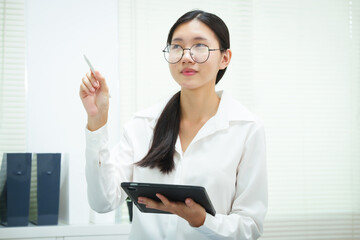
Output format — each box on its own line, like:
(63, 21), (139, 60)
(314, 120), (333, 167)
(121, 182), (216, 216)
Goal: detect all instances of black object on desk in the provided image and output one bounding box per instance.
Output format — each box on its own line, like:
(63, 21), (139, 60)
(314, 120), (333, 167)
(0, 153), (32, 227)
(29, 153), (61, 225)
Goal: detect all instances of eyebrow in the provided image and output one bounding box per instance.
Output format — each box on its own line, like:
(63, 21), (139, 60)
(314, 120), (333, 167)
(172, 37), (209, 42)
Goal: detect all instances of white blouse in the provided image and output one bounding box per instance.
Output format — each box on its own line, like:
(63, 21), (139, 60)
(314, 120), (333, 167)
(85, 90), (268, 240)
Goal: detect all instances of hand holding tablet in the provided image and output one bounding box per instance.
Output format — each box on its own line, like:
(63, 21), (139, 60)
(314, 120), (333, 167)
(121, 182), (216, 216)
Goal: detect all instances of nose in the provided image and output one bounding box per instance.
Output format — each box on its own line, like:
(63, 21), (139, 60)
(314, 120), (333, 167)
(182, 48), (194, 63)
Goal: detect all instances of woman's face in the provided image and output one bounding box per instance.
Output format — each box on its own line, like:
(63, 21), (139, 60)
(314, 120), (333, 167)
(168, 19), (231, 91)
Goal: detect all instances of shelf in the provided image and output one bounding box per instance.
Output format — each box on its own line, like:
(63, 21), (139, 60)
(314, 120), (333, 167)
(0, 222), (131, 239)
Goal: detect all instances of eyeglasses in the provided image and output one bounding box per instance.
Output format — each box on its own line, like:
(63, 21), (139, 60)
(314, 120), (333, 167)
(162, 43), (224, 64)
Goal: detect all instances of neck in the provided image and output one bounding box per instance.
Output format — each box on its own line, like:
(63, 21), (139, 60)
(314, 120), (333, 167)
(180, 87), (220, 123)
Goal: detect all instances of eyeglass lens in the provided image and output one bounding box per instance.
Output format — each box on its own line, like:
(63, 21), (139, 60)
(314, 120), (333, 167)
(164, 44), (210, 64)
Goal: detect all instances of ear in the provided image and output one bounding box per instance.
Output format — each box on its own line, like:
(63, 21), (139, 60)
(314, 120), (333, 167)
(219, 49), (232, 70)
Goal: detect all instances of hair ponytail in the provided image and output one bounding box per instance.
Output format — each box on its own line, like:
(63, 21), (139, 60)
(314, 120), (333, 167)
(135, 91), (181, 174)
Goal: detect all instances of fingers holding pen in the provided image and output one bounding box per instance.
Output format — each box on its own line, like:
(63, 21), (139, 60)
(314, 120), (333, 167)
(79, 81), (93, 98)
(86, 71), (99, 90)
(82, 75), (96, 94)
(79, 69), (110, 100)
(93, 70), (109, 90)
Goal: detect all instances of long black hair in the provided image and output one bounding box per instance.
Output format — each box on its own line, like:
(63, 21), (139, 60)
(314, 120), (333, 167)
(135, 10), (230, 174)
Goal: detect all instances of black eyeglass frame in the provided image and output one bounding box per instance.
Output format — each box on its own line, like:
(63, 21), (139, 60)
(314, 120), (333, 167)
(162, 44), (225, 64)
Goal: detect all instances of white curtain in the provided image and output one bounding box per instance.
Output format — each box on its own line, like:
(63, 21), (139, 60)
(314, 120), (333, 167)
(0, 0), (26, 161)
(252, 1), (360, 239)
(117, 0), (360, 239)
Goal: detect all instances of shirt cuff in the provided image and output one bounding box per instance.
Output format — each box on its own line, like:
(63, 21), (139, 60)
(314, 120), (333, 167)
(194, 213), (217, 236)
(85, 123), (109, 166)
(85, 123), (108, 142)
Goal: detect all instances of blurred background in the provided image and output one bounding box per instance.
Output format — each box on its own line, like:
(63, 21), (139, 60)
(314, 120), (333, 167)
(0, 0), (359, 239)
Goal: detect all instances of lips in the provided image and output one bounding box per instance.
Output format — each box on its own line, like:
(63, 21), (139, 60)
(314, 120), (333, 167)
(181, 68), (197, 76)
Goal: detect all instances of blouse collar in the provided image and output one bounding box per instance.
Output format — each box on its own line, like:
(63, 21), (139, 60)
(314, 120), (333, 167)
(133, 90), (258, 130)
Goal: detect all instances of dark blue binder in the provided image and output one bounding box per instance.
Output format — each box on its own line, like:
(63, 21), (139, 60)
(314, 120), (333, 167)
(29, 153), (61, 225)
(0, 153), (32, 227)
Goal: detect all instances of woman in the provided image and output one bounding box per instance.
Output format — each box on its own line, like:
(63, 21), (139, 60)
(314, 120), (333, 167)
(80, 10), (267, 240)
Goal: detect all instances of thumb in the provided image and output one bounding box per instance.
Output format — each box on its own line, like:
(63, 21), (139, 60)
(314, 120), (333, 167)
(185, 198), (195, 208)
(94, 70), (108, 90)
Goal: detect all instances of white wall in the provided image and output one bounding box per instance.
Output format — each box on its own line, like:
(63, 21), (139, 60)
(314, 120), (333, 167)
(26, 0), (120, 224)
(24, 1), (360, 236)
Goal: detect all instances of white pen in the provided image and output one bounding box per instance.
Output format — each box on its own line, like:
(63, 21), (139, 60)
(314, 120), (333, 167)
(83, 54), (97, 78)
(83, 54), (111, 98)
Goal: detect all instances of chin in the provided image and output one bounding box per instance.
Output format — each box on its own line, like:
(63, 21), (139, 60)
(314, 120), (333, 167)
(180, 84), (203, 91)
(177, 80), (198, 90)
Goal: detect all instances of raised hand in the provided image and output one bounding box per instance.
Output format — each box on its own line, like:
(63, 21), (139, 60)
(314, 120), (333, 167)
(79, 70), (110, 131)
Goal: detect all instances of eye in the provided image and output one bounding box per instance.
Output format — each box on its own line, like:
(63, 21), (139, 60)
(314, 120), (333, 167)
(170, 44), (182, 50)
(194, 43), (207, 48)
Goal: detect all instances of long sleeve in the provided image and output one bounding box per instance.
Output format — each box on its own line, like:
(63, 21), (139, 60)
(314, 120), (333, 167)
(85, 123), (134, 213)
(195, 124), (268, 240)
(83, 91), (268, 240)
